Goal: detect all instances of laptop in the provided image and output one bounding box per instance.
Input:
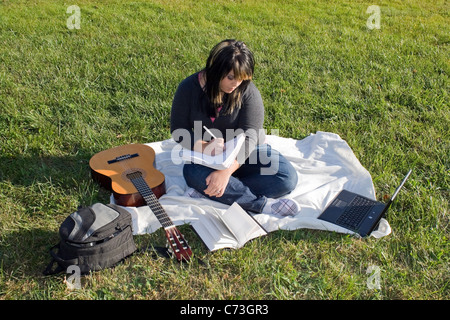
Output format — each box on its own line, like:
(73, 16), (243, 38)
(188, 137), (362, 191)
(318, 169), (412, 237)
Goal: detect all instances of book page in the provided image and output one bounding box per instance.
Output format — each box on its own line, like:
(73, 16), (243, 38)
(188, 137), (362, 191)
(207, 210), (236, 241)
(192, 203), (267, 251)
(198, 215), (224, 243)
(218, 203), (267, 246)
(192, 211), (238, 251)
(222, 134), (245, 166)
(182, 134), (245, 169)
(191, 221), (216, 251)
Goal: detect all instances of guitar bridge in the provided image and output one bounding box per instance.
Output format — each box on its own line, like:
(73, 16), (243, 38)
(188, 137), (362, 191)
(107, 153), (139, 164)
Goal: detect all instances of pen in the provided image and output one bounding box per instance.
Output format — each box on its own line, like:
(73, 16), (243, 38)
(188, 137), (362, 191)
(203, 126), (217, 139)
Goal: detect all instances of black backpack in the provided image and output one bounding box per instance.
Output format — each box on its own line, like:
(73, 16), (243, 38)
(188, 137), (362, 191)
(44, 203), (137, 275)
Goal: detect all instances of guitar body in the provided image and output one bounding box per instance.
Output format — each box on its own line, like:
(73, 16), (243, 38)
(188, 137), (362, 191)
(89, 144), (166, 207)
(90, 144), (192, 262)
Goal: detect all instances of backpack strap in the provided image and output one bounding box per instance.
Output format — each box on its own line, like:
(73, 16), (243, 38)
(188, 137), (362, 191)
(42, 243), (79, 275)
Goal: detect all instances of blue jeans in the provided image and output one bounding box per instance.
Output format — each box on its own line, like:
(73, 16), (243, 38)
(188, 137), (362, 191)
(183, 144), (298, 213)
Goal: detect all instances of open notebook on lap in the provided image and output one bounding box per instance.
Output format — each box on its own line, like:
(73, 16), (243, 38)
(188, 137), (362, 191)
(318, 169), (412, 237)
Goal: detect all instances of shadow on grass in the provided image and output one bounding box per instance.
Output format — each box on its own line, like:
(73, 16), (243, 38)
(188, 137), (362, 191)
(0, 152), (109, 278)
(0, 150), (112, 205)
(0, 152), (90, 187)
(0, 227), (59, 278)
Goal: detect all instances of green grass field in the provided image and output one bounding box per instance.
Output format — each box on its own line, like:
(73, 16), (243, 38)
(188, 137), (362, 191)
(0, 0), (448, 300)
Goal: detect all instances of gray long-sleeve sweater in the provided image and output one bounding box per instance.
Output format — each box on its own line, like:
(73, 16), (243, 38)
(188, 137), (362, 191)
(170, 72), (266, 163)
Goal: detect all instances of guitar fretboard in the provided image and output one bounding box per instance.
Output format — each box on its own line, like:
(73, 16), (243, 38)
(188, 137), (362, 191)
(127, 172), (173, 229)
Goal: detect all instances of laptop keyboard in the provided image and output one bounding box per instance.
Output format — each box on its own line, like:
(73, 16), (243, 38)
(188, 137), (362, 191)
(336, 196), (376, 230)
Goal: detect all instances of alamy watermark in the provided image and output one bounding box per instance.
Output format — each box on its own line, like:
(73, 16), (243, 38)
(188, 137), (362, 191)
(64, 265), (81, 290)
(366, 5), (381, 30)
(65, 5), (381, 31)
(366, 265), (381, 290)
(170, 122), (280, 175)
(66, 5), (81, 30)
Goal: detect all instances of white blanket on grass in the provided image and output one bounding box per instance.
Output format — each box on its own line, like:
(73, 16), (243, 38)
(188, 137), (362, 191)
(112, 131), (391, 238)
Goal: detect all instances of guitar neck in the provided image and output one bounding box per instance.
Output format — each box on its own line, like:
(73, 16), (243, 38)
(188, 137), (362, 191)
(128, 173), (173, 229)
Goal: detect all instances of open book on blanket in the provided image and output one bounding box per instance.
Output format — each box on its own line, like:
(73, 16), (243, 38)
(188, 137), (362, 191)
(181, 133), (245, 170)
(192, 202), (268, 251)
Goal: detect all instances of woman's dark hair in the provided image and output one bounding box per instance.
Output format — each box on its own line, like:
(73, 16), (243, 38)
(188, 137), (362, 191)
(204, 39), (254, 116)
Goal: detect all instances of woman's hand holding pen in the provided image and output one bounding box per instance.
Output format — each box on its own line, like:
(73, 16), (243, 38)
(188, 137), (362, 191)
(193, 136), (225, 156)
(203, 138), (225, 156)
(201, 126), (225, 156)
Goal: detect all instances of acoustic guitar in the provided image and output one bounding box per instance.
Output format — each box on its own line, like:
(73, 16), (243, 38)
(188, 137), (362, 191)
(89, 144), (192, 262)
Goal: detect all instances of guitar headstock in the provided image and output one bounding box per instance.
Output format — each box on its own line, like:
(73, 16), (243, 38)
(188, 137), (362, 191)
(165, 227), (192, 262)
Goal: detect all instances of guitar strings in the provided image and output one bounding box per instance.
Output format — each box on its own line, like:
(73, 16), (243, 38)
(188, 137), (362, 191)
(129, 173), (173, 229)
(111, 146), (191, 259)
(114, 147), (174, 229)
